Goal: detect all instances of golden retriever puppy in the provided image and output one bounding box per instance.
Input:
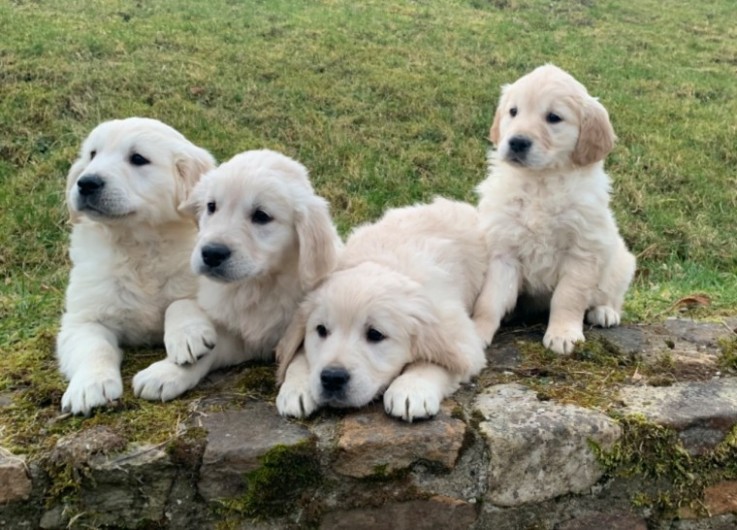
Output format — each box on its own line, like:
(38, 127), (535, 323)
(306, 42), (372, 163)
(132, 149), (341, 401)
(275, 198), (488, 422)
(473, 64), (636, 355)
(57, 117), (216, 415)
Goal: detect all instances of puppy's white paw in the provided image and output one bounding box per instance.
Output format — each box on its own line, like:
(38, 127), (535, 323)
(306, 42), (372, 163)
(165, 321), (216, 365)
(276, 378), (317, 418)
(132, 360), (197, 402)
(543, 327), (585, 355)
(62, 369), (123, 416)
(586, 306), (621, 328)
(383, 374), (442, 423)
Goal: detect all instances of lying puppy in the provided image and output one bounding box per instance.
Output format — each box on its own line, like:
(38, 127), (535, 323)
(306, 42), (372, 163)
(473, 64), (636, 355)
(57, 117), (216, 415)
(132, 149), (341, 400)
(276, 198), (488, 422)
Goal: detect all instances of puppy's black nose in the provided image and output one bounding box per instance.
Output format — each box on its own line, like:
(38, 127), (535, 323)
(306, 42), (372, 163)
(508, 135), (532, 154)
(77, 175), (105, 196)
(321, 366), (350, 394)
(201, 244), (231, 268)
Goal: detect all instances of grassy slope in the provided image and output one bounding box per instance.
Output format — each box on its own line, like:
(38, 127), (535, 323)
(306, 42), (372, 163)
(0, 0), (735, 452)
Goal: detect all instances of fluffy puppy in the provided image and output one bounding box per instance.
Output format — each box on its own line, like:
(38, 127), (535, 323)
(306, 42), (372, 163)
(57, 117), (216, 415)
(132, 149), (341, 400)
(276, 198), (488, 422)
(473, 64), (636, 355)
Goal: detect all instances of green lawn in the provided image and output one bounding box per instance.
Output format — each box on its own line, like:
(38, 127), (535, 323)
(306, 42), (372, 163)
(1, 0), (736, 452)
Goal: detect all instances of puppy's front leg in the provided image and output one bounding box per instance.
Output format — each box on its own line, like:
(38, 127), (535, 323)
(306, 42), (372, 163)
(164, 299), (217, 365)
(57, 319), (123, 416)
(544, 259), (597, 355)
(133, 327), (243, 401)
(276, 353), (318, 418)
(383, 362), (460, 422)
(472, 256), (520, 345)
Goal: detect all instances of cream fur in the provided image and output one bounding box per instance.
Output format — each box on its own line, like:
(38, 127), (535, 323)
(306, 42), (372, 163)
(474, 64), (636, 355)
(132, 149), (342, 401)
(276, 198), (488, 422)
(57, 117), (216, 415)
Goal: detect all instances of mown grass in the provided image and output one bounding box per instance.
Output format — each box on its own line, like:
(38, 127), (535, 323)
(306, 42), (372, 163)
(1, 0), (736, 452)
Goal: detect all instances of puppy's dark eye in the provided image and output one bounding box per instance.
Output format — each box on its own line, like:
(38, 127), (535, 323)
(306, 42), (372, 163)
(509, 106), (518, 118)
(130, 153), (150, 166)
(366, 327), (386, 343)
(251, 209), (272, 225)
(316, 324), (328, 338)
(207, 202), (216, 214)
(90, 150), (97, 160)
(546, 112), (563, 124)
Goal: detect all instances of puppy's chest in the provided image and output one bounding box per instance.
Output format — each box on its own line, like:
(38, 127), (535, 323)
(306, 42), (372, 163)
(496, 194), (577, 251)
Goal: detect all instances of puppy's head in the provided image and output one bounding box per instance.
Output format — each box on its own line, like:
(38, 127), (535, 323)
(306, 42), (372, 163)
(489, 64), (615, 170)
(183, 149), (340, 285)
(276, 263), (472, 409)
(66, 117), (215, 225)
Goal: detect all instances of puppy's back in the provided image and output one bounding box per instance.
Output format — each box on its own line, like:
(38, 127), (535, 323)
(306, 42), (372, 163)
(341, 198), (488, 307)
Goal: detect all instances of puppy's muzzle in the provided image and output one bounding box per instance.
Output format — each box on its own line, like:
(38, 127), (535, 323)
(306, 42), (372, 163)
(506, 135), (532, 163)
(77, 174), (105, 197)
(320, 366), (350, 397)
(201, 243), (232, 268)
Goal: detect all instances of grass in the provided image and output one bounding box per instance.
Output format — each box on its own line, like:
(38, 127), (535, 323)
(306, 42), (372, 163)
(0, 0), (736, 456)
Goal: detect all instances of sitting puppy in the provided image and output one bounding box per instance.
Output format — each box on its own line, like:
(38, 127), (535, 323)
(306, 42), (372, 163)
(473, 64), (636, 355)
(275, 198), (488, 422)
(132, 149), (341, 401)
(57, 117), (216, 415)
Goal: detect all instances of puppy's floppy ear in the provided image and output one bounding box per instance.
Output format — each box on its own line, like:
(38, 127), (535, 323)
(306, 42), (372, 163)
(572, 97), (616, 166)
(407, 293), (485, 378)
(275, 299), (312, 385)
(65, 155), (87, 224)
(295, 195), (341, 291)
(177, 173), (209, 221)
(175, 143), (216, 211)
(489, 84), (511, 145)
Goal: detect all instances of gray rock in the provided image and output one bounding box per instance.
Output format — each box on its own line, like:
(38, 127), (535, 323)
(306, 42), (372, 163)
(197, 402), (312, 500)
(618, 378), (737, 454)
(49, 425), (126, 465)
(320, 495), (477, 530)
(558, 511), (648, 530)
(664, 318), (733, 348)
(474, 384), (621, 507)
(332, 403), (467, 478)
(588, 325), (644, 356)
(0, 449), (32, 504)
(81, 444), (176, 528)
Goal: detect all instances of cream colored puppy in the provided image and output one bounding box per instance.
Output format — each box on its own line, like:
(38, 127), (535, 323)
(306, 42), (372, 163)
(57, 117), (216, 415)
(132, 149), (341, 401)
(473, 64), (636, 355)
(276, 198), (488, 422)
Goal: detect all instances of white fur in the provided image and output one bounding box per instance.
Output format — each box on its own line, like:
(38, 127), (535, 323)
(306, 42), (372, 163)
(133, 149), (342, 401)
(57, 117), (216, 415)
(276, 198), (488, 422)
(473, 64), (636, 355)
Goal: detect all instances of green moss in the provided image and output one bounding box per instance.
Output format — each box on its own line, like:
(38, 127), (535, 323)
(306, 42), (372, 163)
(235, 365), (277, 400)
(165, 427), (207, 469)
(593, 416), (737, 519)
(718, 336), (737, 371)
(216, 440), (321, 521)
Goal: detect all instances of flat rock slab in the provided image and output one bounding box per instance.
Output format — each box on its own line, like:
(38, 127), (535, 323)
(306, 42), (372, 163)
(588, 325), (644, 356)
(333, 403), (466, 478)
(0, 449), (32, 504)
(679, 481), (737, 519)
(664, 318), (733, 348)
(320, 495), (477, 530)
(197, 402), (312, 500)
(618, 378), (737, 455)
(474, 384), (621, 507)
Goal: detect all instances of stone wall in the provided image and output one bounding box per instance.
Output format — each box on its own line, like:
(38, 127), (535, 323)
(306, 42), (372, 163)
(1, 317), (736, 529)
